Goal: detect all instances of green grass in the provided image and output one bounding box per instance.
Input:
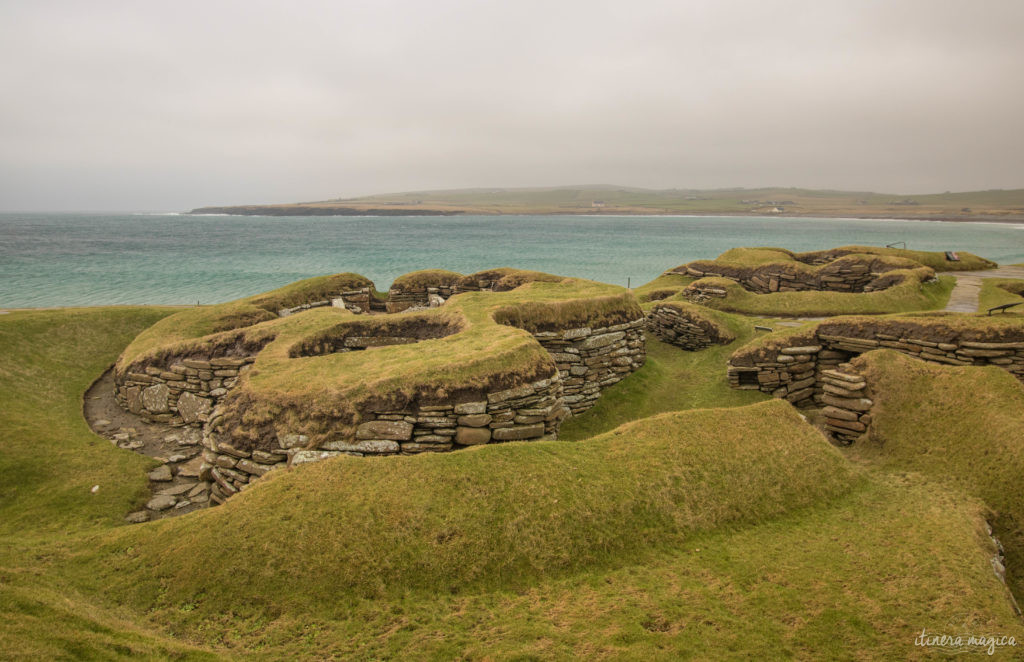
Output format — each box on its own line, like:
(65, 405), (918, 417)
(118, 273), (374, 367)
(390, 269), (463, 290)
(978, 278), (1024, 313)
(846, 349), (1024, 601)
(492, 291), (642, 332)
(77, 401), (858, 609)
(0, 308), (175, 537)
(691, 245), (994, 272)
(0, 307), (223, 659)
(811, 245), (994, 272)
(118, 273), (648, 451)
(303, 185), (1024, 221)
(632, 272), (695, 302)
(732, 311), (1024, 367)
(640, 244), (979, 318)
(280, 476), (1012, 660)
(4, 306), (1024, 659)
(675, 273), (954, 317)
(559, 316), (768, 441)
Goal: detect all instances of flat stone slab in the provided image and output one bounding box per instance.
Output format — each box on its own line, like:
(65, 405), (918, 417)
(157, 482), (198, 496)
(147, 465), (173, 482)
(492, 423), (545, 441)
(355, 420), (413, 441)
(146, 494), (177, 511)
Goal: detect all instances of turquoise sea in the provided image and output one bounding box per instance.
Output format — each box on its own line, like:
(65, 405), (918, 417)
(1, 212), (1022, 308)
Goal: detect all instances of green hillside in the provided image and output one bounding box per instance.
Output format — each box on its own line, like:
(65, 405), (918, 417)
(3, 304), (1024, 658)
(194, 184), (1024, 221)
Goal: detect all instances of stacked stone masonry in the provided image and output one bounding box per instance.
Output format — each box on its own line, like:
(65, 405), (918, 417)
(683, 262), (882, 294)
(645, 303), (732, 351)
(116, 320), (646, 504)
(531, 318), (646, 415)
(817, 366), (873, 445)
(386, 285), (453, 313)
(676, 251), (934, 297)
(116, 356), (255, 427)
(727, 325), (1023, 443)
(682, 283), (729, 304)
(278, 288), (375, 316)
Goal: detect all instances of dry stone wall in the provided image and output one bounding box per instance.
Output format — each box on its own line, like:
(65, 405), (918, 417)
(817, 366), (873, 445)
(278, 288), (374, 316)
(117, 318), (646, 505)
(116, 356), (255, 426)
(386, 271), (552, 313)
(646, 303), (733, 350)
(681, 282), (729, 305)
(676, 253), (932, 296)
(727, 321), (1024, 442)
(201, 375), (567, 503)
(531, 318), (646, 415)
(682, 261), (880, 293)
(386, 285), (454, 313)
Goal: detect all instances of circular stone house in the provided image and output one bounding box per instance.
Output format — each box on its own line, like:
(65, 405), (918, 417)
(651, 246), (994, 312)
(726, 314), (1024, 444)
(673, 246), (994, 296)
(113, 270), (646, 503)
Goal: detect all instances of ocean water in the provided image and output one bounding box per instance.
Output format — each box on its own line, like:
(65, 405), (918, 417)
(1, 212), (1022, 308)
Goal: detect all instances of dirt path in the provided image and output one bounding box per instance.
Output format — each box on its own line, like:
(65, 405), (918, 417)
(84, 369), (212, 522)
(943, 265), (1024, 314)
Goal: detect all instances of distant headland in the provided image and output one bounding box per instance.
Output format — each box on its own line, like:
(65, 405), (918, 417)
(190, 184), (1024, 223)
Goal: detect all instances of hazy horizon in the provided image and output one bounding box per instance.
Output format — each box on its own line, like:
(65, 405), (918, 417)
(2, 0), (1023, 211)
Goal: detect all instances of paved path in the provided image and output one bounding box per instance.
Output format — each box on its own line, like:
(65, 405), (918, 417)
(943, 265), (1024, 313)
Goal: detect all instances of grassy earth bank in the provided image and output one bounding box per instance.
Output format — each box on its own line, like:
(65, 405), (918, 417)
(2, 306), (1023, 658)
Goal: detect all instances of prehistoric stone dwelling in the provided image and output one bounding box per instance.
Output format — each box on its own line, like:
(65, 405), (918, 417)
(106, 247), (1011, 516)
(112, 270), (646, 505)
(726, 315), (1024, 444)
(675, 253), (932, 295)
(645, 301), (735, 350)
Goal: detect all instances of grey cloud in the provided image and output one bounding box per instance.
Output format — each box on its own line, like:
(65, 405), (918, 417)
(1, 0), (1022, 210)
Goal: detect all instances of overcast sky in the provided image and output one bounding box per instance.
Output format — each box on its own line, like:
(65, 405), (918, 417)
(1, 0), (1022, 211)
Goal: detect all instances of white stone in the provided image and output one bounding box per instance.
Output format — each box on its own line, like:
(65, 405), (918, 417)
(289, 449), (341, 466)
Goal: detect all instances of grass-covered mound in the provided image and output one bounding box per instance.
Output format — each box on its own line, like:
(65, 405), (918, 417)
(389, 268), (463, 291)
(245, 273), (375, 311)
(632, 271), (695, 303)
(684, 251), (935, 295)
(455, 267), (564, 291)
(636, 244), (992, 317)
(4, 308), (1024, 659)
(0, 308), (176, 536)
(846, 349), (1024, 602)
(694, 246), (923, 272)
(731, 311), (1024, 367)
(813, 311), (1024, 342)
(686, 245), (995, 272)
(492, 291), (641, 333)
(118, 273), (373, 367)
(115, 270), (644, 450)
(813, 245), (997, 271)
(675, 273), (954, 317)
(0, 307), (221, 659)
(80, 400), (858, 608)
